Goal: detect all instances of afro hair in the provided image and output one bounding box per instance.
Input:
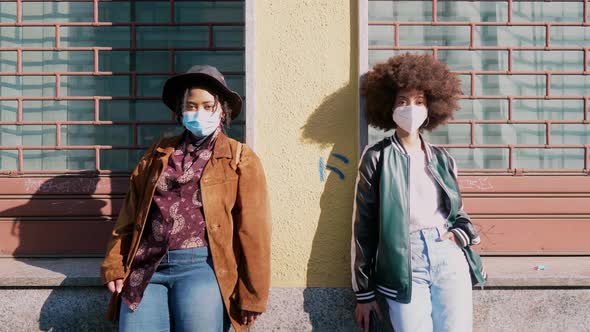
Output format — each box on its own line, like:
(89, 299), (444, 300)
(361, 53), (462, 131)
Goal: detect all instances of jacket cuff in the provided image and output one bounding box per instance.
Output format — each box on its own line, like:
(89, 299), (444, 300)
(450, 228), (470, 248)
(101, 267), (125, 285)
(355, 290), (376, 303)
(239, 302), (267, 313)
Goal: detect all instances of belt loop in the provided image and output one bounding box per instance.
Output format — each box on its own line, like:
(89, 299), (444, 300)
(419, 229), (425, 241)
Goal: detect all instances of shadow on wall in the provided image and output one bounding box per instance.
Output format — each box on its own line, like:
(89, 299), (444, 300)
(299, 1), (393, 330)
(300, 83), (359, 331)
(2, 175), (116, 331)
(298, 0), (358, 330)
(300, 82), (393, 332)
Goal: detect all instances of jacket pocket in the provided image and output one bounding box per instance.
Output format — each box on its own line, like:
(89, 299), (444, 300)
(201, 173), (238, 186)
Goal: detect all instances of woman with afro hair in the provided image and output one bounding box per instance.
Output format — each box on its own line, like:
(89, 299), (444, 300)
(351, 53), (486, 332)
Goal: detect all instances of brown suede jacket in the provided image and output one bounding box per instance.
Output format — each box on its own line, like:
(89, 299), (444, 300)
(100, 132), (271, 332)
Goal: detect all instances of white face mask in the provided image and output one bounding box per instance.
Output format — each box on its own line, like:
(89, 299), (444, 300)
(392, 105), (428, 133)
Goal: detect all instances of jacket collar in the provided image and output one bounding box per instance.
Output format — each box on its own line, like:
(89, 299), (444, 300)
(155, 135), (182, 157)
(212, 131), (232, 159)
(154, 130), (232, 159)
(391, 131), (434, 162)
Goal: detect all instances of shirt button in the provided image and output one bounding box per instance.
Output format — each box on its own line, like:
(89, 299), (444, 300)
(135, 223), (142, 231)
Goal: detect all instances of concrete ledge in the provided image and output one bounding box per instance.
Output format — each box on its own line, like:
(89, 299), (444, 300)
(0, 258), (103, 287)
(0, 256), (590, 287)
(2, 256), (590, 288)
(482, 256), (590, 287)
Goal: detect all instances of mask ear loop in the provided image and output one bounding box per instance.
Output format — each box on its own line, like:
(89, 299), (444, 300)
(422, 115), (430, 129)
(207, 95), (225, 136)
(421, 116), (430, 131)
(391, 107), (398, 129)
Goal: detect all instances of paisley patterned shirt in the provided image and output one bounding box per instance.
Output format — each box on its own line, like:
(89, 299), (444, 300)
(120, 129), (217, 311)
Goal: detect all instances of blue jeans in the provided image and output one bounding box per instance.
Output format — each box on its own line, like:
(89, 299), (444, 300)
(119, 247), (229, 332)
(387, 227), (473, 332)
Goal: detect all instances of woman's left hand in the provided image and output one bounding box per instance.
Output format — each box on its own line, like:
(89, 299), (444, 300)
(441, 231), (462, 247)
(241, 310), (261, 325)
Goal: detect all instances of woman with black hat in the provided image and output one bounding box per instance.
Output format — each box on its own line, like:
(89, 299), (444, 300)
(101, 65), (271, 332)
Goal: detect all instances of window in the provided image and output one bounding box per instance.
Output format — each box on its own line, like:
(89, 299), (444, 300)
(364, 0), (590, 174)
(0, 0), (246, 173)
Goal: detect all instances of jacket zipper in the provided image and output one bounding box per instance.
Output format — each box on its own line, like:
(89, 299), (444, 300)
(395, 134), (413, 301)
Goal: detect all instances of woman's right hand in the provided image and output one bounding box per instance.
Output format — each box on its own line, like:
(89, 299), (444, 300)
(106, 279), (124, 294)
(355, 301), (383, 332)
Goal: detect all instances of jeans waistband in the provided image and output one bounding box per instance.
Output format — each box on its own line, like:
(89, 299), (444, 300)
(161, 246), (209, 264)
(410, 226), (447, 241)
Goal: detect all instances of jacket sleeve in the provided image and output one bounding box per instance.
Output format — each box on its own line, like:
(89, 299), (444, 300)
(351, 146), (381, 303)
(100, 165), (140, 284)
(234, 145), (271, 313)
(100, 145), (153, 285)
(446, 151), (481, 248)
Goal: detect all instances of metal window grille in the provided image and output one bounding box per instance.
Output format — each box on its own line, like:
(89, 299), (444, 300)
(367, 0), (590, 175)
(0, 0), (245, 174)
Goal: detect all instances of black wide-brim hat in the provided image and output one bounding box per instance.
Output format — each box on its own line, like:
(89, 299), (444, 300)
(162, 65), (243, 120)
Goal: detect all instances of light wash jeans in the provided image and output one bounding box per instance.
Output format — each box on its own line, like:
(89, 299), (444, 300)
(119, 247), (229, 332)
(387, 227), (473, 332)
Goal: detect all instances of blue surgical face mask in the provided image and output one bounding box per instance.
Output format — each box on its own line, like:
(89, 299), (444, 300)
(182, 111), (221, 137)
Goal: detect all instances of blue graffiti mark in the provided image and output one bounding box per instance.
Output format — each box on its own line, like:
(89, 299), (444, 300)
(331, 153), (350, 164)
(319, 157), (326, 182)
(326, 165), (345, 180)
(323, 152), (350, 181)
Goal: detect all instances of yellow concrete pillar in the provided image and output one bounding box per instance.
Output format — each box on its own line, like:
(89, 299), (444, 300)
(254, 0), (359, 287)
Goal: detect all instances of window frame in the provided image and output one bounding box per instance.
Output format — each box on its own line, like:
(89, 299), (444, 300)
(358, 0), (590, 176)
(0, 0), (253, 174)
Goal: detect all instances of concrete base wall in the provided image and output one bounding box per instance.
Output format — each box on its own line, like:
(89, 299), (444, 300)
(0, 287), (116, 332)
(472, 289), (590, 332)
(1, 287), (589, 332)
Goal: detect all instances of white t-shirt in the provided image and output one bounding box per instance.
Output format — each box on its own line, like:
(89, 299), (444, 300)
(406, 147), (448, 234)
